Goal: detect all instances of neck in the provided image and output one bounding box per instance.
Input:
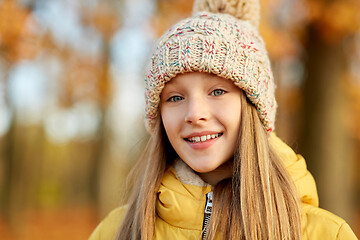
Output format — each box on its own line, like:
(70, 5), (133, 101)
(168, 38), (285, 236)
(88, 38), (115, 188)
(196, 160), (233, 186)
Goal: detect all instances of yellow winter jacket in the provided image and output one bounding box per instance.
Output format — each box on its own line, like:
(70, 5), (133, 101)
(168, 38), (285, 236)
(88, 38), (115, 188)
(89, 134), (358, 239)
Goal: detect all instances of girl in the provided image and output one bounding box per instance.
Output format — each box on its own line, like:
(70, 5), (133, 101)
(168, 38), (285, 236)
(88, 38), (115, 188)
(90, 0), (357, 239)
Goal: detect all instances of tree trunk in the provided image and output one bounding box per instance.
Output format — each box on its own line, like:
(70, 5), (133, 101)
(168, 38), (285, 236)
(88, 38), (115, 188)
(299, 23), (355, 223)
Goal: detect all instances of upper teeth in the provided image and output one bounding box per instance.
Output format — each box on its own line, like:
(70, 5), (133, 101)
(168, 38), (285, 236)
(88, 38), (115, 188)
(188, 134), (220, 143)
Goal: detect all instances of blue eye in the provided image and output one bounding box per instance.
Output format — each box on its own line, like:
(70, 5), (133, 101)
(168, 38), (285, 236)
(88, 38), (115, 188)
(211, 89), (225, 96)
(168, 96), (183, 102)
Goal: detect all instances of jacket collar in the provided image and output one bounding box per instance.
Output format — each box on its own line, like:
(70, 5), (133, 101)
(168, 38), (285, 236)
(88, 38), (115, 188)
(156, 160), (211, 231)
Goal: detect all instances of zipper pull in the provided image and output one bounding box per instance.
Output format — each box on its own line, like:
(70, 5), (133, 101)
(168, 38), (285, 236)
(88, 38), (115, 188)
(202, 191), (213, 239)
(205, 191), (213, 214)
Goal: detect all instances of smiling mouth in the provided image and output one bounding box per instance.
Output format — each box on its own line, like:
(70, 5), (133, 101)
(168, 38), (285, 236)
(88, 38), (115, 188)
(185, 133), (223, 143)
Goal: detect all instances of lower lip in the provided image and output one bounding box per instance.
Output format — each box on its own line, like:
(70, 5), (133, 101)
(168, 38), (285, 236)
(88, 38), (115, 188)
(186, 136), (220, 150)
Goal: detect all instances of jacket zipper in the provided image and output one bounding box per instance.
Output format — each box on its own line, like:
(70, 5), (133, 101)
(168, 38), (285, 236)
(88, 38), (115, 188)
(202, 191), (213, 240)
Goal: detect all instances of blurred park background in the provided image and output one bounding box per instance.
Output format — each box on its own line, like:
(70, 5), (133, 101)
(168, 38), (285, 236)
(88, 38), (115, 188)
(0, 0), (359, 239)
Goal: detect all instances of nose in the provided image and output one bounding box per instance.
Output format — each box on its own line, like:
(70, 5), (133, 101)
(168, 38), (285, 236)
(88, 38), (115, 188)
(184, 97), (210, 125)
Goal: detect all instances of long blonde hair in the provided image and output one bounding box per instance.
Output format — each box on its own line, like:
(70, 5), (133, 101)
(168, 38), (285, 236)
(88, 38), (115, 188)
(116, 92), (301, 240)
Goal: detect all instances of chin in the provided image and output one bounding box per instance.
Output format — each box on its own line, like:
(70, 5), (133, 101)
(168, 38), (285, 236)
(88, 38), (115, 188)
(190, 162), (219, 173)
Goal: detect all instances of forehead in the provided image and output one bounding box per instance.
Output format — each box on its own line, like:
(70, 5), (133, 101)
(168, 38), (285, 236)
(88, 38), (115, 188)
(164, 72), (235, 89)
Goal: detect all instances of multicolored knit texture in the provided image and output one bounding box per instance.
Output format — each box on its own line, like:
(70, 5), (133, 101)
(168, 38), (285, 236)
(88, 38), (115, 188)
(144, 11), (277, 134)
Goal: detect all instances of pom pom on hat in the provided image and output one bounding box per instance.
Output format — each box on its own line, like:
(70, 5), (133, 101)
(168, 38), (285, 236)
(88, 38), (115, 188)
(193, 0), (260, 28)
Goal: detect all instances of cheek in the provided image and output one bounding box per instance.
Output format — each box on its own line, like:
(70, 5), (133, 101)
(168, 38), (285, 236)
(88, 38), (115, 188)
(161, 107), (180, 139)
(217, 102), (241, 130)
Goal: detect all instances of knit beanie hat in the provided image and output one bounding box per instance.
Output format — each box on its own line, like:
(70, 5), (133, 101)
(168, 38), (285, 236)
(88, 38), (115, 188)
(145, 0), (277, 134)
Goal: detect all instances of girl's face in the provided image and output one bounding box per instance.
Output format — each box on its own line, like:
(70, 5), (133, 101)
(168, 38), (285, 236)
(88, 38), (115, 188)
(160, 72), (242, 176)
